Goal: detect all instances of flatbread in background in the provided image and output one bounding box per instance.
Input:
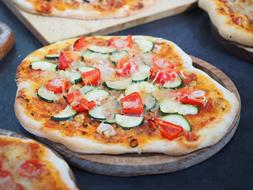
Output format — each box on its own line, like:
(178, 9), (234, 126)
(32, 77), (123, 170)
(199, 0), (253, 47)
(12, 0), (155, 20)
(0, 130), (78, 190)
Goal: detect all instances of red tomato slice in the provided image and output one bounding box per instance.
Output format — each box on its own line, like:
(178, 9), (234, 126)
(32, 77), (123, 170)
(81, 69), (101, 86)
(18, 160), (43, 178)
(66, 91), (96, 112)
(58, 51), (79, 70)
(0, 170), (11, 178)
(152, 118), (183, 140)
(174, 88), (205, 107)
(179, 96), (204, 107)
(73, 37), (87, 51)
(120, 92), (144, 115)
(46, 79), (70, 94)
(109, 35), (133, 49)
(150, 67), (177, 85)
(116, 57), (132, 77)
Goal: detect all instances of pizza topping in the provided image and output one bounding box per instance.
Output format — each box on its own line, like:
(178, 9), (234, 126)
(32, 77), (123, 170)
(84, 89), (109, 102)
(159, 114), (192, 132)
(51, 105), (77, 121)
(109, 50), (129, 65)
(66, 91), (96, 111)
(115, 114), (144, 129)
(88, 45), (115, 54)
(18, 160), (44, 178)
(175, 88), (207, 107)
(150, 66), (180, 88)
(46, 78), (70, 94)
(37, 86), (60, 103)
(120, 92), (144, 116)
(104, 78), (132, 90)
(109, 35), (133, 49)
(0, 170), (23, 190)
(132, 64), (151, 82)
(45, 54), (60, 61)
(115, 57), (132, 77)
(134, 38), (154, 53)
(96, 123), (116, 137)
(81, 68), (101, 86)
(59, 51), (79, 70)
(73, 37), (87, 51)
(159, 99), (199, 115)
(143, 94), (157, 111)
(125, 81), (157, 96)
(59, 70), (82, 84)
(30, 61), (57, 71)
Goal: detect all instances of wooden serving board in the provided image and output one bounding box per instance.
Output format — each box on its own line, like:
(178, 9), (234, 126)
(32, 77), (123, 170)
(2, 0), (197, 45)
(0, 129), (78, 185)
(37, 56), (241, 176)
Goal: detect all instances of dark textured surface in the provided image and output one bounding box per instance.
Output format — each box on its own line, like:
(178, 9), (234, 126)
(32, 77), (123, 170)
(0, 2), (252, 190)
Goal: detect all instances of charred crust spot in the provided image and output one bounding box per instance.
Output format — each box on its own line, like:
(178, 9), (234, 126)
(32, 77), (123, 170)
(129, 138), (138, 148)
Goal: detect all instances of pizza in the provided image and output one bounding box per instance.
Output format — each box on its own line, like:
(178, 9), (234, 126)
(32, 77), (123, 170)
(0, 131), (78, 190)
(12, 0), (155, 20)
(199, 0), (253, 47)
(15, 35), (239, 155)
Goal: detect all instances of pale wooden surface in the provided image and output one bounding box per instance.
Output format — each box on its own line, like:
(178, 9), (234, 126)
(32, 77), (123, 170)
(2, 0), (197, 45)
(37, 56), (241, 176)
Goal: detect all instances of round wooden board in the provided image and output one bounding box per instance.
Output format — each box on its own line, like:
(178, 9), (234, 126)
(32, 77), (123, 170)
(211, 24), (253, 63)
(38, 56), (241, 176)
(0, 129), (78, 185)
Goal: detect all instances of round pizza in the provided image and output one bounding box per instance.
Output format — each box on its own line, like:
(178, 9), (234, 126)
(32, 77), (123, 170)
(199, 0), (253, 47)
(0, 130), (78, 190)
(12, 0), (155, 20)
(15, 35), (239, 155)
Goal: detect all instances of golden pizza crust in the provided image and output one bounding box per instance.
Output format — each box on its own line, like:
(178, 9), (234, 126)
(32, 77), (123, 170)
(15, 36), (240, 156)
(199, 0), (253, 46)
(12, 0), (155, 20)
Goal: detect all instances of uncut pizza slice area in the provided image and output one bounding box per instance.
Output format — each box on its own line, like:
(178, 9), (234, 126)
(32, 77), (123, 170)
(15, 36), (239, 155)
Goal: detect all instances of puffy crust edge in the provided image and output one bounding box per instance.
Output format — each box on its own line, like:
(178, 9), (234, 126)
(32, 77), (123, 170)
(198, 0), (253, 46)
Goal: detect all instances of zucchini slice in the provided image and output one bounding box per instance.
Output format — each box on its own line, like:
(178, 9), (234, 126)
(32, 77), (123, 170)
(115, 114), (144, 129)
(78, 66), (96, 73)
(30, 61), (57, 71)
(59, 70), (82, 84)
(51, 105), (77, 121)
(135, 39), (154, 53)
(104, 79), (132, 90)
(163, 75), (183, 89)
(37, 86), (59, 103)
(45, 54), (59, 60)
(132, 64), (150, 82)
(109, 50), (128, 64)
(125, 81), (157, 95)
(88, 45), (115, 54)
(80, 86), (95, 94)
(82, 50), (109, 60)
(88, 106), (106, 121)
(84, 89), (109, 102)
(89, 106), (116, 123)
(159, 114), (192, 131)
(143, 94), (156, 111)
(159, 99), (198, 115)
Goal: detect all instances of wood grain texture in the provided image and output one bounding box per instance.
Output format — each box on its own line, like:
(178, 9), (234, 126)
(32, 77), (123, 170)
(2, 0), (197, 45)
(37, 56), (241, 176)
(211, 24), (253, 63)
(0, 129), (77, 185)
